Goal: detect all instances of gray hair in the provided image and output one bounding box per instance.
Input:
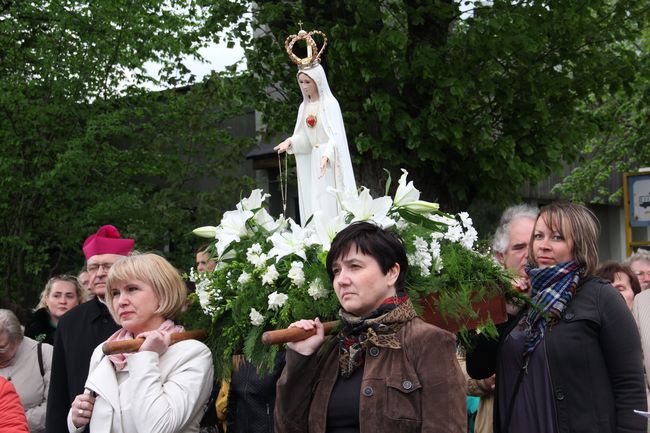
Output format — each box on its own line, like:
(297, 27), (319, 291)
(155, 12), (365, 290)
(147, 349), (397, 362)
(491, 204), (539, 254)
(0, 309), (24, 343)
(626, 249), (650, 266)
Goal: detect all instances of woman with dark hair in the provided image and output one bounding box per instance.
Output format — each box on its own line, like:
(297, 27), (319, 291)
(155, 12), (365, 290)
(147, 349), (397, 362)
(596, 261), (641, 311)
(275, 221), (466, 433)
(467, 202), (646, 433)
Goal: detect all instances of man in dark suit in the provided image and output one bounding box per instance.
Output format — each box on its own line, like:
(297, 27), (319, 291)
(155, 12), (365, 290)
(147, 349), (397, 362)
(46, 225), (134, 433)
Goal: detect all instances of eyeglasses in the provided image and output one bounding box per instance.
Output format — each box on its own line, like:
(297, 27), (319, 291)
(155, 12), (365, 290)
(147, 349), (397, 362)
(635, 271), (650, 278)
(87, 263), (113, 273)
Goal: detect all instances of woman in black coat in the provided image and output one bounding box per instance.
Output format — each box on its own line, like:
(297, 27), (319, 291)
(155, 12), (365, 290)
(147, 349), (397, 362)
(25, 275), (85, 345)
(467, 202), (646, 433)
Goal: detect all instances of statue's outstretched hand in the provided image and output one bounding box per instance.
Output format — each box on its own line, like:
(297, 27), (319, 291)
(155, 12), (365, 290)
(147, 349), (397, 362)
(274, 139), (291, 154)
(319, 156), (329, 178)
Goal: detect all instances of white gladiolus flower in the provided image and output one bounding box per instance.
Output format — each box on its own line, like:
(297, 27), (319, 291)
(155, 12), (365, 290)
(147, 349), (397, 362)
(430, 238), (443, 273)
(308, 278), (328, 300)
(267, 291), (288, 310)
(445, 223), (464, 243)
(249, 308), (264, 326)
(237, 272), (251, 285)
(195, 280), (211, 311)
(408, 236), (432, 277)
(459, 212), (473, 227)
(246, 244), (268, 269)
(461, 225), (478, 250)
(287, 261), (305, 287)
(262, 265), (280, 286)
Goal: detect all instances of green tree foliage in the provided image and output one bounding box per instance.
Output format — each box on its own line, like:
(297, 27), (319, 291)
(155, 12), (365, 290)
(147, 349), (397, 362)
(553, 29), (650, 204)
(206, 0), (648, 217)
(0, 1), (254, 303)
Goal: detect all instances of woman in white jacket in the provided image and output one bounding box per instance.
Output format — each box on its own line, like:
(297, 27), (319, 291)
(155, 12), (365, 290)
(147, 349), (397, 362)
(68, 253), (213, 433)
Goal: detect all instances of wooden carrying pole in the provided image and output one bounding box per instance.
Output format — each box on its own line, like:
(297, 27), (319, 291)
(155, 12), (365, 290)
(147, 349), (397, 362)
(261, 294), (509, 345)
(102, 329), (207, 355)
(261, 321), (338, 345)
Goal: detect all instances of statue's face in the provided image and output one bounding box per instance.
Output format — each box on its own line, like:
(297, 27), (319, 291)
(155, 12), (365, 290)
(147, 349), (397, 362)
(298, 73), (318, 100)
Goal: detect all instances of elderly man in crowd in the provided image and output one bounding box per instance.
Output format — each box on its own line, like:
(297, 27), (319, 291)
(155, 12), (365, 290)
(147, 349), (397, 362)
(628, 249), (650, 291)
(468, 204), (538, 433)
(632, 248), (650, 415)
(46, 225), (134, 433)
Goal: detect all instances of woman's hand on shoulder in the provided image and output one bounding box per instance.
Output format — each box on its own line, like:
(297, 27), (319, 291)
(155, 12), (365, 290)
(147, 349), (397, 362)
(287, 318), (325, 356)
(71, 392), (95, 428)
(137, 330), (171, 355)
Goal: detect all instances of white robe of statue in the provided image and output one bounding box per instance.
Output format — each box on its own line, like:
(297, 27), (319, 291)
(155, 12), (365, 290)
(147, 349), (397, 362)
(285, 65), (356, 225)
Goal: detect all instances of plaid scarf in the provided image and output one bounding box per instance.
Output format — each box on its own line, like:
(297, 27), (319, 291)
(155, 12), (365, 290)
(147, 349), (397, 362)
(337, 295), (417, 378)
(523, 261), (581, 361)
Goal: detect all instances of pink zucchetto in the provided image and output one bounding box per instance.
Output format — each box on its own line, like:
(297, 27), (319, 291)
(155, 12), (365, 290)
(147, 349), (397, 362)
(82, 225), (135, 260)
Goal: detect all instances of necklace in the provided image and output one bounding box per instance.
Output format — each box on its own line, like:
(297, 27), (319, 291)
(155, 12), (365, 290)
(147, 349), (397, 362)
(278, 152), (288, 215)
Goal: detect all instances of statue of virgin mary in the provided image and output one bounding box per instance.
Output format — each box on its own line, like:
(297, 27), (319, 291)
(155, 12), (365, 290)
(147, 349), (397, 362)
(275, 31), (356, 225)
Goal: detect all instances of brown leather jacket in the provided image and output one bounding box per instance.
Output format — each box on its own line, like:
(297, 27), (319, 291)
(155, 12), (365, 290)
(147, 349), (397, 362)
(275, 317), (466, 433)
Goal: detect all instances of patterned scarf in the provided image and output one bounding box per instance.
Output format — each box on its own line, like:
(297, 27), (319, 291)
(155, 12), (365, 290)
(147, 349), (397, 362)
(523, 261), (581, 360)
(106, 319), (184, 371)
(337, 295), (417, 378)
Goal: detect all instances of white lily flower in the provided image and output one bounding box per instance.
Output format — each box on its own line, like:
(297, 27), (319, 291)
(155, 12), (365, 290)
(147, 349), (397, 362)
(402, 200), (440, 214)
(253, 208), (286, 233)
(268, 219), (310, 261)
(393, 169), (420, 206)
(192, 226), (217, 238)
(236, 189), (270, 212)
(307, 211), (347, 251)
(341, 187), (395, 228)
(267, 291), (288, 310)
(214, 209), (254, 257)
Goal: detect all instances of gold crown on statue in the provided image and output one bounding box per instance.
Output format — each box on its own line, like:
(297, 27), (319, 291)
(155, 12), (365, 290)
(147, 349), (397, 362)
(284, 23), (328, 68)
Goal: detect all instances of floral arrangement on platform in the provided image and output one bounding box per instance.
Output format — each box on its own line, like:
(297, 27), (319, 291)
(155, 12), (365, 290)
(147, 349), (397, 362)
(187, 170), (510, 379)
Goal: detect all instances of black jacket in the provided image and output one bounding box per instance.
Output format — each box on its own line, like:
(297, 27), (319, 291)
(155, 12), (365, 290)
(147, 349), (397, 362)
(24, 307), (57, 345)
(45, 297), (119, 433)
(467, 277), (647, 433)
(227, 352), (285, 433)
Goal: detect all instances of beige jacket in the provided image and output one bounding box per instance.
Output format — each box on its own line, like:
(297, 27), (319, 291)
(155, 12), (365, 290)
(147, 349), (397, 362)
(0, 336), (52, 433)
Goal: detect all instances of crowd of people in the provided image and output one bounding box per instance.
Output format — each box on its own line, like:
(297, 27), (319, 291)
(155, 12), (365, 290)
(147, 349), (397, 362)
(1, 202), (650, 433)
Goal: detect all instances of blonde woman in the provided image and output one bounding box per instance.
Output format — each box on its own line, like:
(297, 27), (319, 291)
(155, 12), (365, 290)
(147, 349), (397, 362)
(68, 253), (213, 433)
(26, 275), (86, 345)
